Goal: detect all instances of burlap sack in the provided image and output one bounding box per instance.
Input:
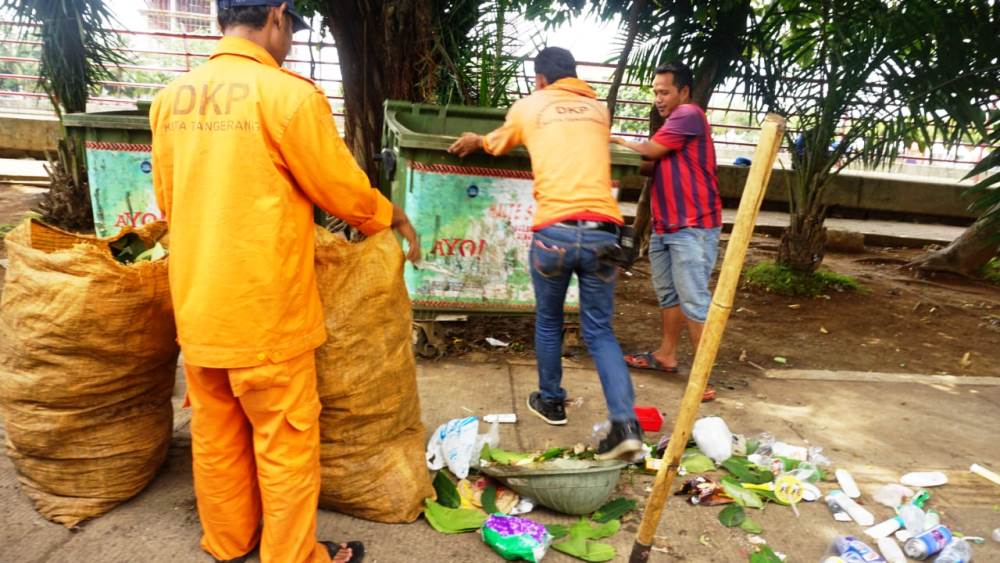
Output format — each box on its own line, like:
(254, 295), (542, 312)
(0, 220), (178, 527)
(314, 227), (432, 523)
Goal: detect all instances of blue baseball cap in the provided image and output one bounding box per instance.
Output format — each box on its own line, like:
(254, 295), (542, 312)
(217, 0), (310, 33)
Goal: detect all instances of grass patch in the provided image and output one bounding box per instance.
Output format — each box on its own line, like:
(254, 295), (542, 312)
(982, 258), (1000, 285)
(744, 261), (861, 297)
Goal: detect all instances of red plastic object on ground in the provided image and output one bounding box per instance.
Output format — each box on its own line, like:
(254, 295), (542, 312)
(634, 406), (664, 433)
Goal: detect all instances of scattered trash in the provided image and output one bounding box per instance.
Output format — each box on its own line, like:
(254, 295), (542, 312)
(424, 499), (488, 534)
(826, 490), (875, 526)
(633, 406), (664, 432)
(970, 463), (1000, 487)
(873, 484), (915, 508)
(739, 349), (749, 362)
(820, 326), (829, 334)
(836, 469), (862, 498)
(692, 417), (733, 464)
(481, 514), (551, 563)
(550, 517), (619, 562)
(903, 525), (953, 560)
(426, 417), (481, 479)
(486, 337), (510, 348)
(773, 356), (788, 364)
(827, 493), (853, 522)
(992, 528), (1000, 542)
(827, 536), (887, 563)
(788, 304), (801, 309)
(484, 413), (518, 424)
(901, 471), (949, 488)
(959, 352), (972, 368)
(867, 515), (904, 540)
(676, 477), (733, 506)
(876, 536), (906, 563)
(509, 497), (536, 516)
(933, 537), (972, 563)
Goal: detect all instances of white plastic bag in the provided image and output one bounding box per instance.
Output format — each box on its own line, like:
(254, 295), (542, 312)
(426, 417), (480, 479)
(692, 417), (733, 464)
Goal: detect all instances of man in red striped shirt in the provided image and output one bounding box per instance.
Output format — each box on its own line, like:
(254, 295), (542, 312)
(612, 61), (721, 401)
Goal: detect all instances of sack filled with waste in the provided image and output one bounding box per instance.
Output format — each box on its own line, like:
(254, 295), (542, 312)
(0, 219), (178, 527)
(314, 227), (432, 523)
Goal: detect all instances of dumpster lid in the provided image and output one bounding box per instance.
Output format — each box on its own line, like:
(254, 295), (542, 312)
(63, 103), (152, 131)
(383, 100), (642, 166)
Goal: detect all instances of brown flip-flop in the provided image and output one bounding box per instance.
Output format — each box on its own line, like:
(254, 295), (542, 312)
(624, 352), (679, 374)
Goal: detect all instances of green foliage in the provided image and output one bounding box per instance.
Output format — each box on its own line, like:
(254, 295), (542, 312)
(750, 545), (783, 563)
(680, 448), (716, 474)
(721, 457), (773, 485)
(718, 504), (746, 527)
(1, 0), (127, 114)
(591, 497), (636, 523)
(982, 258), (1000, 285)
(423, 499), (488, 534)
(551, 518), (620, 562)
(433, 471), (461, 509)
(744, 261), (860, 297)
(964, 111), (1000, 239)
(740, 517), (763, 533)
(720, 476), (765, 509)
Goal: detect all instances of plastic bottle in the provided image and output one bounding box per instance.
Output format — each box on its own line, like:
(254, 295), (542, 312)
(993, 528), (1000, 543)
(924, 509), (941, 530)
(933, 537), (972, 563)
(827, 490), (875, 526)
(866, 516), (903, 539)
(904, 525), (954, 560)
(898, 503), (927, 534)
(834, 536), (888, 563)
(826, 494), (853, 522)
(877, 536), (906, 563)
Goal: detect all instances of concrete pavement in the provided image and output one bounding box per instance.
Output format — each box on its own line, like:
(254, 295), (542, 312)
(2, 358), (999, 562)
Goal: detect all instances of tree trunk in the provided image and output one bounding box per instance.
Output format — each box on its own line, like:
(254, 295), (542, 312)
(778, 212), (827, 273)
(631, 106), (667, 252)
(322, 1), (436, 180)
(908, 217), (1000, 276)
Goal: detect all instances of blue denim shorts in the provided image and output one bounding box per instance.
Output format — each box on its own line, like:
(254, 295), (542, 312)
(648, 227), (721, 322)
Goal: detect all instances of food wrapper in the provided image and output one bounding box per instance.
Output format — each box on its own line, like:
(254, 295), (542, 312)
(481, 514), (552, 562)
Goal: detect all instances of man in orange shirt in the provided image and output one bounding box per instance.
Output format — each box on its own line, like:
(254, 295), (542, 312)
(449, 47), (643, 461)
(150, 2), (417, 562)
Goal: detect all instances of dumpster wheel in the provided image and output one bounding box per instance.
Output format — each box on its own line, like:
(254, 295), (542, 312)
(413, 321), (446, 359)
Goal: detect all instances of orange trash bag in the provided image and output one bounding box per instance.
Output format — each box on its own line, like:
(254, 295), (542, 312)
(0, 220), (178, 527)
(314, 227), (433, 523)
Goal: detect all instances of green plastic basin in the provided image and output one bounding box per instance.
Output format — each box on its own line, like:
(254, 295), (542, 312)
(481, 459), (627, 515)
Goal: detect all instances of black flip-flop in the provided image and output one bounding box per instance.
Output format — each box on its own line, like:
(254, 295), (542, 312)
(624, 352), (679, 373)
(323, 540), (365, 563)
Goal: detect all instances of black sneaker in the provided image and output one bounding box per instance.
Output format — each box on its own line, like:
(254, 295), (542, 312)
(527, 391), (567, 426)
(595, 420), (644, 461)
(322, 540), (366, 563)
(213, 544), (257, 563)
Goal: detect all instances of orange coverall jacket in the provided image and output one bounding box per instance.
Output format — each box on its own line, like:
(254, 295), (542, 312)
(150, 36), (392, 368)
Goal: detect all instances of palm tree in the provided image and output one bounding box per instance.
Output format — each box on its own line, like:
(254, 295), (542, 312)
(2, 0), (126, 231)
(747, 0), (997, 272)
(909, 111), (1000, 276)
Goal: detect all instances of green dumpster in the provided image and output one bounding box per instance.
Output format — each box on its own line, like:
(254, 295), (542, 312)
(381, 100), (642, 320)
(63, 102), (156, 238)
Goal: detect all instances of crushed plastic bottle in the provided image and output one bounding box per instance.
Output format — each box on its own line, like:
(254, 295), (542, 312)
(933, 537), (972, 563)
(898, 503), (926, 534)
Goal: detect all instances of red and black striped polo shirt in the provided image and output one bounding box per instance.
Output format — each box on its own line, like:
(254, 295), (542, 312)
(650, 104), (721, 233)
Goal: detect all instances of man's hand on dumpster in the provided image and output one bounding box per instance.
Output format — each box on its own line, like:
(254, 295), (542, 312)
(448, 133), (484, 157)
(391, 204), (421, 263)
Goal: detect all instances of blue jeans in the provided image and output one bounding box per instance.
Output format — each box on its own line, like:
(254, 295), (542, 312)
(649, 227), (721, 322)
(530, 225), (636, 422)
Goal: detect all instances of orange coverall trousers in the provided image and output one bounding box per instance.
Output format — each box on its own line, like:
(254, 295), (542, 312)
(184, 351), (331, 563)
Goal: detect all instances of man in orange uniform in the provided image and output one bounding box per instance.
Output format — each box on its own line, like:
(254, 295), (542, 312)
(448, 48), (644, 461)
(150, 2), (418, 562)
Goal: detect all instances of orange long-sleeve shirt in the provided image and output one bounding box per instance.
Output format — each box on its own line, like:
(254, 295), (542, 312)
(150, 36), (393, 368)
(482, 78), (624, 228)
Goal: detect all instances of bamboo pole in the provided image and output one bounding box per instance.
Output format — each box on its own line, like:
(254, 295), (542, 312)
(629, 113), (787, 562)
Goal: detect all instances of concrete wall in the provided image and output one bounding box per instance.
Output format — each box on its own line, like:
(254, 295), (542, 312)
(717, 165), (976, 220)
(0, 114), (59, 158)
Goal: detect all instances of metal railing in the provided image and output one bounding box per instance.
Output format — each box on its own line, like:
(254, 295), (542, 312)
(0, 21), (990, 171)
